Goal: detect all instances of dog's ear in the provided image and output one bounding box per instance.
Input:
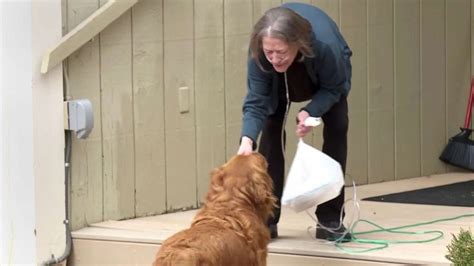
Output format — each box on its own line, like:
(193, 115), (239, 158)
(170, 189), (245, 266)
(210, 167), (225, 187)
(249, 168), (275, 202)
(247, 154), (277, 219)
(205, 167), (227, 203)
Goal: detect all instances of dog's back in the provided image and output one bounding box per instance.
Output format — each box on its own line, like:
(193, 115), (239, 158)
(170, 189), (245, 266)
(153, 244), (198, 266)
(153, 229), (202, 266)
(153, 221), (259, 266)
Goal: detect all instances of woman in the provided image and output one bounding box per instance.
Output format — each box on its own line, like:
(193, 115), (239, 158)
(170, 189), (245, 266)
(237, 3), (352, 242)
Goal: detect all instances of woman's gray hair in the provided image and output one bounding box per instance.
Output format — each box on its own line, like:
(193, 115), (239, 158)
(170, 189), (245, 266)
(249, 7), (314, 70)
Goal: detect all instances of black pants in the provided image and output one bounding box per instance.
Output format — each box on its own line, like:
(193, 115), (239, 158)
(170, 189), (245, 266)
(259, 96), (348, 225)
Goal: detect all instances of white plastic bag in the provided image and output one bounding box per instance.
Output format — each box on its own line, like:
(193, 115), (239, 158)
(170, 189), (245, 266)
(281, 139), (344, 212)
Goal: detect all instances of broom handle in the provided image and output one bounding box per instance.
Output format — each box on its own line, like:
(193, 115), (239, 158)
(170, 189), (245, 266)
(464, 78), (474, 128)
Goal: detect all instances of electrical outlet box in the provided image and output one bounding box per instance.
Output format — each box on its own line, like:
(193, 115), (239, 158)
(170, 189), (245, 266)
(64, 99), (94, 139)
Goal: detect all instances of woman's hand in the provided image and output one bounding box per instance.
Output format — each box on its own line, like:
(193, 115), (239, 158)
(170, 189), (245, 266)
(296, 110), (312, 138)
(237, 136), (253, 155)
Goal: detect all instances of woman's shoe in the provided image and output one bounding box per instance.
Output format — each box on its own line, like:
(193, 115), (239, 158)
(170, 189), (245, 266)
(315, 221), (352, 242)
(268, 224), (278, 239)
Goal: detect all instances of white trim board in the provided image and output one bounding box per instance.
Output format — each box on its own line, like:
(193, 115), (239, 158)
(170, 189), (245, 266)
(41, 0), (138, 74)
(1, 1), (36, 263)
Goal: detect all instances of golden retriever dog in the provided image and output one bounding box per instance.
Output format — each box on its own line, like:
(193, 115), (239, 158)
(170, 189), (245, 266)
(153, 153), (277, 266)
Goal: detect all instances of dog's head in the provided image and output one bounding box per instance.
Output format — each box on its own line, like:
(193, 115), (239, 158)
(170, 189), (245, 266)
(206, 152), (277, 221)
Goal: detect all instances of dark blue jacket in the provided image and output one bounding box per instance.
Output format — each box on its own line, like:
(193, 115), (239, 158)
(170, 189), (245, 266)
(241, 3), (352, 143)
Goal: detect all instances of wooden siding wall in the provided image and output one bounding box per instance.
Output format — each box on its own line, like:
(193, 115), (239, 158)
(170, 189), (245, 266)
(65, 0), (472, 230)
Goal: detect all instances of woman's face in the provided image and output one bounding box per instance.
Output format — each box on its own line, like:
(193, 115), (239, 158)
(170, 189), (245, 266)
(262, 36), (299, 73)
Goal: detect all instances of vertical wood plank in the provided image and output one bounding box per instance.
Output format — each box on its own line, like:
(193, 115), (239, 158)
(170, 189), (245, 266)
(394, 0), (421, 179)
(225, 0), (253, 37)
(67, 0), (103, 230)
(224, 0), (253, 159)
(446, 0), (471, 172)
(132, 0), (166, 216)
(164, 0), (196, 210)
(195, 0), (223, 40)
(368, 0), (395, 183)
(195, 0), (226, 203)
(253, 0), (282, 24)
(282, 0), (311, 4)
(421, 0), (447, 174)
(341, 0), (368, 185)
(100, 6), (135, 220)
